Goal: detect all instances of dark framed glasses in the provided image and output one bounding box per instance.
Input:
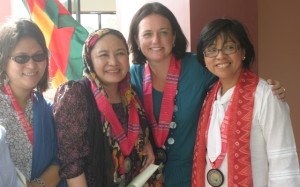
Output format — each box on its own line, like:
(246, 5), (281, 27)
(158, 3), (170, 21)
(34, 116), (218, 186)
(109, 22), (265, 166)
(203, 43), (240, 58)
(9, 53), (47, 64)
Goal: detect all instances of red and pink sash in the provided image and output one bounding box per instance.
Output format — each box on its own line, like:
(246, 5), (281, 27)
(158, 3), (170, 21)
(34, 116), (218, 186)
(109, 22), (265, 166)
(192, 70), (259, 187)
(143, 55), (181, 148)
(90, 79), (140, 156)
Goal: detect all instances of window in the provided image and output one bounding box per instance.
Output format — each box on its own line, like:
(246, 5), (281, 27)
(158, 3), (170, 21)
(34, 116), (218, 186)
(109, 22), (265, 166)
(80, 13), (117, 33)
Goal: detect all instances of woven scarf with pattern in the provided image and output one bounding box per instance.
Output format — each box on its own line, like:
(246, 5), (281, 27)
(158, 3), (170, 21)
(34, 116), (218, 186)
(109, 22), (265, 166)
(192, 69), (258, 187)
(82, 28), (144, 156)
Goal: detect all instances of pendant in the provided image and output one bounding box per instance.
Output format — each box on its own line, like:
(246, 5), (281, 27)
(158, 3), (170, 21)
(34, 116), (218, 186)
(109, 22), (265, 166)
(207, 169), (224, 187)
(124, 157), (132, 173)
(155, 148), (168, 164)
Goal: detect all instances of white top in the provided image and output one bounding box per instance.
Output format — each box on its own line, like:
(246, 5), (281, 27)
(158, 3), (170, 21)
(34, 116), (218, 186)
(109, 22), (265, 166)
(0, 125), (23, 187)
(206, 78), (300, 187)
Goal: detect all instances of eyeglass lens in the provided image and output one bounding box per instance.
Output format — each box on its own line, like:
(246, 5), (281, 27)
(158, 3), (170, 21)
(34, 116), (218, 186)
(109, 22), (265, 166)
(204, 43), (239, 57)
(10, 53), (47, 64)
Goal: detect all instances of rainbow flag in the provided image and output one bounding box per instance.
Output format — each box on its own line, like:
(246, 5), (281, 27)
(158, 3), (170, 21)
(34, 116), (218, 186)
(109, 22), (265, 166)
(22, 0), (89, 89)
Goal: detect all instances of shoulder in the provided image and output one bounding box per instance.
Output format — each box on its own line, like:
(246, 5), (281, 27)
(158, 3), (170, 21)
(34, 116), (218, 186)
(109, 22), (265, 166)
(130, 63), (145, 76)
(255, 78), (277, 100)
(130, 63), (145, 90)
(254, 78), (290, 117)
(0, 91), (10, 109)
(182, 52), (198, 62)
(181, 52), (210, 73)
(180, 52), (216, 84)
(53, 79), (89, 112)
(33, 91), (52, 106)
(55, 79), (88, 101)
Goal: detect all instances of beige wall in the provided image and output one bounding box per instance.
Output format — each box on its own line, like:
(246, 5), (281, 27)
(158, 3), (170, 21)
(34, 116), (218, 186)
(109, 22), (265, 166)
(116, 0), (191, 51)
(258, 0), (300, 159)
(81, 0), (116, 12)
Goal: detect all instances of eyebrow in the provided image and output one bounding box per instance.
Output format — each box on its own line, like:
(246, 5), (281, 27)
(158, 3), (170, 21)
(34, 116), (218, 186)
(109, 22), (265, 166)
(95, 48), (127, 54)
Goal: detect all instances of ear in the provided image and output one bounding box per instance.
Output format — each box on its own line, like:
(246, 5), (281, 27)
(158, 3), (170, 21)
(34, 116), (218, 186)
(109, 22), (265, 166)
(241, 48), (246, 59)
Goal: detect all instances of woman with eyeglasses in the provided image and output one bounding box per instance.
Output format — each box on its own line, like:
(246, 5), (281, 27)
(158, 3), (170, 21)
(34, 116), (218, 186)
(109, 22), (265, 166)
(192, 18), (300, 187)
(128, 2), (287, 186)
(0, 19), (66, 187)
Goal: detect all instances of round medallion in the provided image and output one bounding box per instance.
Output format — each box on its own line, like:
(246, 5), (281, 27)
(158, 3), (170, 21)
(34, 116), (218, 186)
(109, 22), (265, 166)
(167, 137), (175, 145)
(155, 148), (168, 164)
(170, 121), (177, 129)
(124, 157), (132, 173)
(207, 169), (224, 187)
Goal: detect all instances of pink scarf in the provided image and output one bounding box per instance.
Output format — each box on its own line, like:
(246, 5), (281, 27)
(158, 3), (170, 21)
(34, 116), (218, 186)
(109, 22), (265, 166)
(143, 55), (181, 147)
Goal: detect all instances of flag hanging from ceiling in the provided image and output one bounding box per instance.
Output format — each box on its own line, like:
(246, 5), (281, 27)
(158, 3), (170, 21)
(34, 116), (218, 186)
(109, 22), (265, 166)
(22, 0), (89, 89)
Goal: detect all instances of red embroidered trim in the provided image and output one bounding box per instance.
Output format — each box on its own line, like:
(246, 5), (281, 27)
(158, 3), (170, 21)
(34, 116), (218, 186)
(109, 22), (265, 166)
(192, 70), (258, 187)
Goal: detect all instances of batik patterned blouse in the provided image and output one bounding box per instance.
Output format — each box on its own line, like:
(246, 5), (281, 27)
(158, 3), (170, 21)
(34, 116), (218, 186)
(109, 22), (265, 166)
(53, 80), (149, 187)
(0, 91), (33, 179)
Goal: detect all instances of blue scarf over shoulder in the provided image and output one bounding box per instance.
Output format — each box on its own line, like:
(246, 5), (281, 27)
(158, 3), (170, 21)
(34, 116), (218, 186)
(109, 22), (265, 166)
(31, 92), (66, 187)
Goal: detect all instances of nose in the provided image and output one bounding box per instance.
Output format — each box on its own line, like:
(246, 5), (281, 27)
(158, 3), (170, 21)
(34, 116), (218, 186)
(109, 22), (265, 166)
(152, 33), (161, 43)
(25, 58), (37, 68)
(108, 55), (118, 66)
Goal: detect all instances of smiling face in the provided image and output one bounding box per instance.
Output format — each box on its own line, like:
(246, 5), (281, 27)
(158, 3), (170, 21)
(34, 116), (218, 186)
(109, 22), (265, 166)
(90, 34), (129, 89)
(6, 37), (47, 94)
(136, 14), (175, 64)
(204, 34), (245, 84)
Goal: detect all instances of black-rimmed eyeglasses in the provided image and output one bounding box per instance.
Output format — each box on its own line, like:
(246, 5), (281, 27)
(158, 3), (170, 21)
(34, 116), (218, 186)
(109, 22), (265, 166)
(203, 43), (240, 58)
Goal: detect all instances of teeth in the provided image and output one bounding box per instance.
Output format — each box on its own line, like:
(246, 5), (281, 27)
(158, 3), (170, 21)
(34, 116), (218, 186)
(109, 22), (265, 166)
(23, 72), (37, 76)
(151, 47), (162, 51)
(106, 70), (119, 73)
(216, 63), (230, 68)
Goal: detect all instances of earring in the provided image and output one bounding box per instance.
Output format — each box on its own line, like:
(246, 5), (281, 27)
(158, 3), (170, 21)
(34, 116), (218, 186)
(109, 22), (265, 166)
(242, 56), (246, 60)
(3, 73), (9, 85)
(173, 43), (175, 47)
(138, 47), (141, 51)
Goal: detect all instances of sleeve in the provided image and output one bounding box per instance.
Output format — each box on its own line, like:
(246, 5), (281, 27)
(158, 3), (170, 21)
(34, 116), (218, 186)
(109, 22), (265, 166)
(256, 79), (300, 186)
(52, 81), (90, 179)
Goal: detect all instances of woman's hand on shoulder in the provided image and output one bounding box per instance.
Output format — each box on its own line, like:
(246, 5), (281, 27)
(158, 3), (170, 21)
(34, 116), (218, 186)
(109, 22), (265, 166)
(267, 79), (286, 101)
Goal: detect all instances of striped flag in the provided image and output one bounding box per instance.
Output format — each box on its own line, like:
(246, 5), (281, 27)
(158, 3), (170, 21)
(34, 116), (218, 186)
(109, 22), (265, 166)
(22, 0), (89, 89)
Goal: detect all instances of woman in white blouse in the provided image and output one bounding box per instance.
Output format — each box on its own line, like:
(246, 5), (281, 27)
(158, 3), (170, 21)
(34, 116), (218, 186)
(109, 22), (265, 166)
(192, 18), (300, 187)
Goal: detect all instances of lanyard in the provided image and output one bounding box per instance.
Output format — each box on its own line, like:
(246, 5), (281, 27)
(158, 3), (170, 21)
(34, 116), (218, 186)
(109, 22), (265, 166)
(143, 55), (181, 147)
(90, 80), (140, 156)
(3, 85), (34, 145)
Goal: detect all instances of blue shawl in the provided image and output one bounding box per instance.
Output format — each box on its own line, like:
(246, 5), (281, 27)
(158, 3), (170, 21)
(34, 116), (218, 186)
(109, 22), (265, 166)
(31, 92), (66, 186)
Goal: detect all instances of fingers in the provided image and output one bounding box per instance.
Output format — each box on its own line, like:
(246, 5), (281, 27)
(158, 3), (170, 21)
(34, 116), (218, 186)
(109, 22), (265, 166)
(276, 87), (286, 101)
(267, 79), (275, 85)
(140, 142), (155, 171)
(267, 79), (286, 101)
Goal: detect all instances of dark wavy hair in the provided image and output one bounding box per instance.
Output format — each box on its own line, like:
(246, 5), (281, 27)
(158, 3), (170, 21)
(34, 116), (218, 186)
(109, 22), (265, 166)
(128, 2), (187, 64)
(0, 18), (49, 92)
(197, 18), (255, 69)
